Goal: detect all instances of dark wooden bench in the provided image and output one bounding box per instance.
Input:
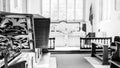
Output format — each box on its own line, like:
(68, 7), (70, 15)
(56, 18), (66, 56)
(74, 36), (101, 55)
(91, 42), (111, 65)
(91, 36), (120, 66)
(110, 41), (120, 68)
(90, 37), (114, 65)
(91, 41), (117, 65)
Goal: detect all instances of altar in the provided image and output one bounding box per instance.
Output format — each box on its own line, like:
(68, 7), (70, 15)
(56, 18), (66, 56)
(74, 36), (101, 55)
(49, 21), (86, 48)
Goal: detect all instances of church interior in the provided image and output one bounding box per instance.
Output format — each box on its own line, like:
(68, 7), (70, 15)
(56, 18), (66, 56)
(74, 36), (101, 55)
(0, 0), (120, 68)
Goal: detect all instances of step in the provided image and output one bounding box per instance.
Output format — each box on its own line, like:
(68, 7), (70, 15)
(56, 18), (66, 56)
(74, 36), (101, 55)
(34, 53), (51, 68)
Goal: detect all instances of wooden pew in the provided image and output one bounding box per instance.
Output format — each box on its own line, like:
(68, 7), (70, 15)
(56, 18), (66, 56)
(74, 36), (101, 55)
(91, 36), (120, 65)
(110, 41), (120, 68)
(89, 37), (112, 65)
(91, 42), (110, 65)
(91, 42), (117, 65)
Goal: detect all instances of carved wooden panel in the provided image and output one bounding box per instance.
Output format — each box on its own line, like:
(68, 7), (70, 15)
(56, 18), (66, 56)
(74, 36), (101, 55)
(0, 12), (35, 52)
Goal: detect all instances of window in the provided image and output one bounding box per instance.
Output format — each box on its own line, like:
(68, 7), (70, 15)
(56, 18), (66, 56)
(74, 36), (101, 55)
(58, 0), (67, 21)
(99, 0), (111, 21)
(67, 0), (74, 22)
(115, 0), (120, 11)
(51, 0), (58, 21)
(42, 0), (50, 18)
(75, 0), (83, 21)
(42, 0), (84, 22)
(99, 0), (103, 21)
(0, 0), (7, 11)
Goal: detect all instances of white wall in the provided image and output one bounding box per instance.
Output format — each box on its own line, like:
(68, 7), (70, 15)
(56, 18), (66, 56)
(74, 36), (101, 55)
(94, 0), (120, 39)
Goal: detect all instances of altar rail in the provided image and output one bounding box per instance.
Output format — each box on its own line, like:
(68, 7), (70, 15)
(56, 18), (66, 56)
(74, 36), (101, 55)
(80, 37), (112, 49)
(48, 38), (55, 49)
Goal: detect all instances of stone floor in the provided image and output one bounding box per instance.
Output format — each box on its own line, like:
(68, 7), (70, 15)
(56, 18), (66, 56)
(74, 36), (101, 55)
(84, 57), (110, 68)
(50, 54), (110, 68)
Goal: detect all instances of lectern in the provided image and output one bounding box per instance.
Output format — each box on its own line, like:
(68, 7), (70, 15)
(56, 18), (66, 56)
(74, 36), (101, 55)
(0, 12), (35, 68)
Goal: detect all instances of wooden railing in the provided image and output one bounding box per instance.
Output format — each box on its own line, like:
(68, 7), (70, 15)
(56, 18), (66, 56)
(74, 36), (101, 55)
(48, 38), (55, 49)
(80, 37), (112, 49)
